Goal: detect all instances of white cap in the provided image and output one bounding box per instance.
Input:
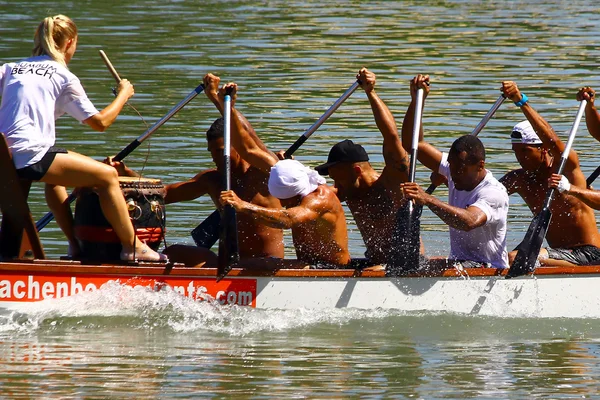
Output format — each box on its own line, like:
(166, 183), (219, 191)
(268, 159), (326, 199)
(511, 121), (543, 145)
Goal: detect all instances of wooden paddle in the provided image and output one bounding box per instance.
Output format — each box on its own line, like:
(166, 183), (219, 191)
(507, 100), (588, 278)
(191, 80), (361, 248)
(217, 89), (240, 281)
(424, 94), (506, 194)
(35, 52), (205, 231)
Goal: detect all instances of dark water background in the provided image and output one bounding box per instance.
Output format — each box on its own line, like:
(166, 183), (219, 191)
(2, 0), (600, 397)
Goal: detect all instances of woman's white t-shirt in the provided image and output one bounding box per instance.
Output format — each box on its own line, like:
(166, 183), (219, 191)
(0, 55), (98, 168)
(438, 153), (510, 269)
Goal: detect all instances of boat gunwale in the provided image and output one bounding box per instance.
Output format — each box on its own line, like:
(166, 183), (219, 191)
(0, 259), (599, 279)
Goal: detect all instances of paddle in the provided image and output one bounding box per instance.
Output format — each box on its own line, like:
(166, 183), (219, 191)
(394, 88), (425, 272)
(424, 94), (506, 194)
(586, 165), (600, 187)
(507, 100), (588, 278)
(217, 89), (240, 281)
(35, 80), (206, 231)
(191, 80), (361, 248)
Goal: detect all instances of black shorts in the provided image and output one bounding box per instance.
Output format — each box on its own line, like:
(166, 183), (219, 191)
(546, 245), (600, 266)
(16, 147), (68, 181)
(449, 259), (492, 269)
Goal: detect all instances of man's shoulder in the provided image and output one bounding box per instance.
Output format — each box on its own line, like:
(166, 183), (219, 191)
(304, 185), (342, 209)
(498, 168), (528, 187)
(192, 168), (220, 183)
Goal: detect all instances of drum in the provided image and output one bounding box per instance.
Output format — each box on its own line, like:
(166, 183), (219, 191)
(73, 177), (166, 260)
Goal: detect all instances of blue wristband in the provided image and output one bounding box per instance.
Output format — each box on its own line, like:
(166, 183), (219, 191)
(514, 93), (528, 107)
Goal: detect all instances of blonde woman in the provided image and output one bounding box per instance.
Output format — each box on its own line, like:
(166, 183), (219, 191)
(0, 15), (167, 262)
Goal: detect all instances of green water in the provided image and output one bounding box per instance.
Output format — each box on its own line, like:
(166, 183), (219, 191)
(2, 0), (600, 397)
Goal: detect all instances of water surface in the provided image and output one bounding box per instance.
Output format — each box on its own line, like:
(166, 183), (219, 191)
(2, 0), (600, 397)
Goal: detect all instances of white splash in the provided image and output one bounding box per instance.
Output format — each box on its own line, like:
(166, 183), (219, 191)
(0, 281), (403, 336)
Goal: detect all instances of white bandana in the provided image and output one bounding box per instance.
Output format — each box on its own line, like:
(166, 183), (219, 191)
(511, 120), (543, 145)
(268, 159), (326, 199)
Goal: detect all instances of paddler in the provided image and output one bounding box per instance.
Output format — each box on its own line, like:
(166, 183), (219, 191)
(500, 81), (600, 267)
(400, 74), (509, 270)
(218, 82), (351, 268)
(314, 68), (424, 270)
(109, 73), (285, 266)
(0, 14), (166, 262)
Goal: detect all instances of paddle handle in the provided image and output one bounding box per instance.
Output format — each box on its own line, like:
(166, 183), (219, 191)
(541, 99), (587, 209)
(98, 50), (122, 83)
(113, 84), (205, 162)
(284, 80), (359, 158)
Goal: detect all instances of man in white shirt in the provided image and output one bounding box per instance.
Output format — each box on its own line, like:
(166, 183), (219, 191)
(400, 74), (509, 270)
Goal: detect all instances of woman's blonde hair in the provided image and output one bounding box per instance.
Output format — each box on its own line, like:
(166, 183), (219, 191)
(32, 15), (78, 67)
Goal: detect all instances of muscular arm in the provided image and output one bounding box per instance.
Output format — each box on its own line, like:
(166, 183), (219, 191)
(230, 106), (278, 173)
(164, 170), (217, 204)
(402, 182), (487, 231)
(565, 186), (600, 210)
(585, 102), (600, 143)
(369, 90), (409, 181)
(203, 74), (271, 157)
(425, 196), (488, 231)
(502, 81), (580, 174)
(357, 69), (409, 182)
(237, 199), (321, 229)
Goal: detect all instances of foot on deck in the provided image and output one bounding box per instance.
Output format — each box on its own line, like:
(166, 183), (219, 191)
(120, 243), (169, 263)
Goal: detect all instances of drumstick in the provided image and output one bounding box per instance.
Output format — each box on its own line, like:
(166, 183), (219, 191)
(99, 50), (122, 83)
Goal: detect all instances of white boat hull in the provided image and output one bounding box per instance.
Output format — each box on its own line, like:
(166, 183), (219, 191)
(0, 260), (598, 318)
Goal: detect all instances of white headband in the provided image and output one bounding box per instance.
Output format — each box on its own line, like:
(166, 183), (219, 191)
(268, 159), (326, 199)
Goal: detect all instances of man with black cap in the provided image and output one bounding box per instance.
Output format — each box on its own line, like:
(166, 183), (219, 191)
(315, 68), (420, 269)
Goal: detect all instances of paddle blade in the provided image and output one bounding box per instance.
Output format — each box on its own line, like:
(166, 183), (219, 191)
(386, 201), (423, 276)
(191, 211), (221, 248)
(506, 208), (552, 278)
(217, 205), (240, 281)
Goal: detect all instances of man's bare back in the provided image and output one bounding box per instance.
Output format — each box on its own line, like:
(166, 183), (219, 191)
(289, 185), (350, 266)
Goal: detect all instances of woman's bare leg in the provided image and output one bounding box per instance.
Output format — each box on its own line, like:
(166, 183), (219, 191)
(44, 183), (80, 255)
(42, 151), (166, 262)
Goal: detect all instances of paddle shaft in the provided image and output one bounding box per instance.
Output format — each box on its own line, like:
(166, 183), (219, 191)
(409, 89), (424, 183)
(541, 99), (587, 209)
(113, 84), (205, 162)
(217, 92), (240, 280)
(284, 80), (360, 158)
(192, 80), (360, 248)
(407, 88), (425, 215)
(424, 94), (506, 194)
(35, 83), (205, 232)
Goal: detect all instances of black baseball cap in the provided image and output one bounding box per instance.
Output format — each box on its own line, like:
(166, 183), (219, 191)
(315, 139), (369, 176)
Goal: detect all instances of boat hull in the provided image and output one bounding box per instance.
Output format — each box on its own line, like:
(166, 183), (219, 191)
(0, 260), (598, 318)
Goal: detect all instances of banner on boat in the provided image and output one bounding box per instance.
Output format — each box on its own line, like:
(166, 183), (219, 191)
(0, 273), (257, 307)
